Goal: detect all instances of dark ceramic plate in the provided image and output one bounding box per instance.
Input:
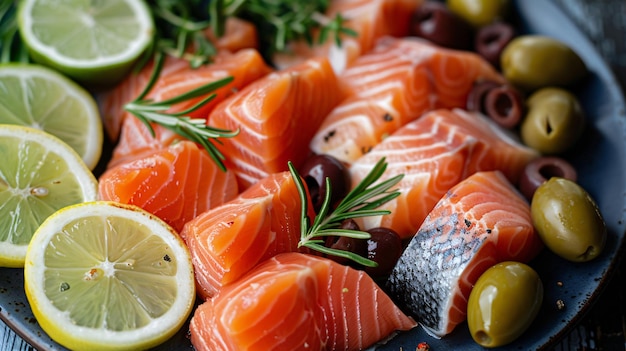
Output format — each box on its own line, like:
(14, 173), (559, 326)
(2, 0), (625, 350)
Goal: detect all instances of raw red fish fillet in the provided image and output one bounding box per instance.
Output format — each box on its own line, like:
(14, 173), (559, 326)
(208, 57), (343, 189)
(386, 171), (543, 337)
(310, 37), (505, 165)
(98, 55), (188, 142)
(349, 108), (539, 239)
(99, 48), (273, 143)
(104, 49), (274, 168)
(272, 0), (421, 73)
(98, 140), (239, 233)
(190, 252), (416, 351)
(180, 171), (313, 300)
(202, 17), (261, 53)
(106, 118), (181, 169)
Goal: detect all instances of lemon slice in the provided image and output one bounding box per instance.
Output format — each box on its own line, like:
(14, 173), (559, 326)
(0, 64), (103, 170)
(0, 125), (97, 267)
(24, 201), (196, 351)
(17, 0), (154, 86)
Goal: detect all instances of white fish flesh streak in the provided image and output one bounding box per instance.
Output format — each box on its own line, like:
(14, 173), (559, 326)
(385, 171), (543, 338)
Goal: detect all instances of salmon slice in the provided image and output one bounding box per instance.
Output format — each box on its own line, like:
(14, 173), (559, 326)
(98, 140), (239, 233)
(386, 171), (543, 337)
(208, 57), (343, 190)
(97, 56), (189, 142)
(180, 171), (315, 299)
(99, 48), (273, 143)
(310, 37), (505, 165)
(190, 252), (416, 351)
(103, 49), (273, 168)
(349, 108), (539, 239)
(106, 118), (181, 169)
(202, 17), (260, 53)
(272, 0), (421, 73)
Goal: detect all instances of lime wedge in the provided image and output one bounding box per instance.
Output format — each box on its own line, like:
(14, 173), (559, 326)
(17, 0), (154, 86)
(24, 201), (195, 351)
(0, 124), (98, 267)
(0, 63), (103, 170)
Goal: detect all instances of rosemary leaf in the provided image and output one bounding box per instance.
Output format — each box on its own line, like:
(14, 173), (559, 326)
(288, 157), (403, 267)
(124, 52), (238, 172)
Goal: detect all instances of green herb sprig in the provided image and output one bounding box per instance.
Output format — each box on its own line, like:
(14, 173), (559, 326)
(145, 0), (217, 69)
(289, 157), (403, 267)
(211, 0), (357, 59)
(124, 52), (238, 171)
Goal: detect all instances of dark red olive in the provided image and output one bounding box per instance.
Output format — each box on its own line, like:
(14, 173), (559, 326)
(466, 80), (501, 112)
(300, 154), (350, 212)
(518, 156), (578, 201)
(409, 2), (473, 50)
(484, 85), (525, 129)
(364, 227), (403, 278)
(475, 22), (516, 68)
(324, 220), (368, 265)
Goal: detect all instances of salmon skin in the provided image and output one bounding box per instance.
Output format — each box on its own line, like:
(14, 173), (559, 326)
(208, 57), (344, 190)
(310, 37), (505, 165)
(98, 140), (239, 233)
(272, 0), (422, 73)
(349, 108), (539, 239)
(386, 171), (543, 338)
(180, 171), (315, 300)
(190, 252), (416, 351)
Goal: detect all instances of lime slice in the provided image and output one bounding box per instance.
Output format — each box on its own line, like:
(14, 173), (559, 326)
(0, 64), (103, 170)
(24, 201), (196, 351)
(17, 0), (154, 86)
(0, 125), (98, 267)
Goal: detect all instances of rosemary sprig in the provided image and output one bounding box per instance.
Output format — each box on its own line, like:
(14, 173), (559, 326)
(210, 0), (358, 59)
(147, 0), (217, 69)
(289, 157), (403, 267)
(124, 52), (238, 171)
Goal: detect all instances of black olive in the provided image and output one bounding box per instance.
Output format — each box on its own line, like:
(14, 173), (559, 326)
(409, 2), (473, 50)
(475, 21), (516, 68)
(300, 154), (350, 212)
(518, 156), (577, 201)
(324, 220), (368, 265)
(364, 227), (403, 278)
(466, 80), (501, 112)
(484, 85), (524, 129)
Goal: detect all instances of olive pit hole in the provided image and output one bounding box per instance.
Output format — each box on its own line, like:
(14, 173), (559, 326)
(473, 330), (492, 345)
(538, 163), (567, 180)
(579, 245), (598, 261)
(494, 93), (512, 116)
(544, 117), (554, 135)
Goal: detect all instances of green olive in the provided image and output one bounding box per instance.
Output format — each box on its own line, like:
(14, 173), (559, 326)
(467, 261), (543, 348)
(531, 177), (606, 262)
(520, 87), (585, 154)
(446, 0), (511, 28)
(501, 35), (587, 91)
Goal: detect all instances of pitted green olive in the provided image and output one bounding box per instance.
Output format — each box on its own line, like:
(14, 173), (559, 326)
(501, 35), (587, 91)
(446, 0), (511, 28)
(531, 177), (606, 262)
(467, 261), (543, 348)
(520, 87), (585, 154)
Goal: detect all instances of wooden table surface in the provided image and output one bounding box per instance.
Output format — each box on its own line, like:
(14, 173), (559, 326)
(2, 0), (626, 350)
